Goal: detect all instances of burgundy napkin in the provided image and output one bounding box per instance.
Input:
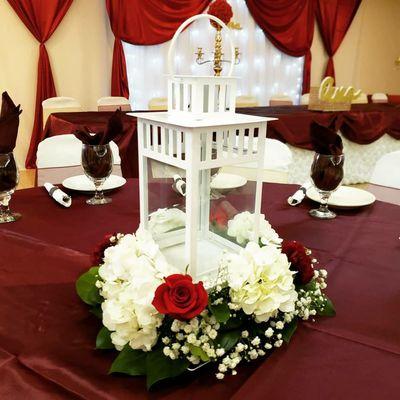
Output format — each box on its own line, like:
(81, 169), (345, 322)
(74, 109), (124, 145)
(310, 121), (343, 155)
(0, 92), (22, 153)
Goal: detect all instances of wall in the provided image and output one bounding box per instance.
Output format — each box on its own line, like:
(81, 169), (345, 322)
(0, 0), (399, 169)
(311, 0), (400, 93)
(0, 0), (114, 168)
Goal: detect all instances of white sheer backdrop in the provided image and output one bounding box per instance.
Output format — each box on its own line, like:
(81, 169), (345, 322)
(123, 0), (304, 110)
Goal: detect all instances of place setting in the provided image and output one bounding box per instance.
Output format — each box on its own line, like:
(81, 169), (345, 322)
(1, 0), (400, 399)
(287, 121), (377, 218)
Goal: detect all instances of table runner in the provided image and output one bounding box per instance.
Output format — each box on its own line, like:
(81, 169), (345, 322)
(1, 180), (399, 399)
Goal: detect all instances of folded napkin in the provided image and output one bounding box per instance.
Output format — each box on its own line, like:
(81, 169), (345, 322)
(310, 121), (343, 155)
(44, 183), (71, 208)
(0, 92), (22, 153)
(74, 109), (124, 145)
(172, 174), (186, 197)
(287, 181), (312, 206)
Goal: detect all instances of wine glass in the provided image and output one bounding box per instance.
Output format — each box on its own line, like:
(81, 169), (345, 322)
(309, 153), (344, 219)
(82, 144), (113, 205)
(0, 152), (21, 223)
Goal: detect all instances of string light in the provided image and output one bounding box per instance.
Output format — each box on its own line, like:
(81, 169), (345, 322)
(123, 1), (304, 109)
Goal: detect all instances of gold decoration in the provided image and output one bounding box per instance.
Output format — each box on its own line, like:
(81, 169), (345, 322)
(395, 56), (400, 67)
(213, 26), (223, 76)
(308, 77), (362, 112)
(227, 20), (242, 30)
(319, 77), (362, 103)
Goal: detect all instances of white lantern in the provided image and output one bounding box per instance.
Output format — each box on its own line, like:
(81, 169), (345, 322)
(131, 15), (275, 283)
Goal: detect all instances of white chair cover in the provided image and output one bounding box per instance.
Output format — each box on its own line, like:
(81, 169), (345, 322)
(352, 92), (368, 104)
(269, 95), (293, 106)
(369, 151), (400, 189)
(235, 95), (259, 108)
(148, 97), (168, 110)
(42, 97), (82, 126)
(222, 138), (293, 183)
(300, 93), (309, 105)
(97, 96), (131, 112)
(36, 135), (122, 186)
(371, 93), (388, 104)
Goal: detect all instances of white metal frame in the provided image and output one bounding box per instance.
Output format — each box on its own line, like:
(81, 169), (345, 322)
(133, 112), (272, 279)
(132, 13), (276, 281)
(167, 14), (237, 115)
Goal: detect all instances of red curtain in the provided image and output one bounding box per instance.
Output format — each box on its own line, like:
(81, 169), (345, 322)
(316, 0), (362, 81)
(106, 0), (211, 98)
(245, 0), (315, 94)
(7, 0), (73, 168)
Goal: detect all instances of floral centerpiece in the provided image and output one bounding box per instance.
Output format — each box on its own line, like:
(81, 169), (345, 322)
(77, 217), (335, 390)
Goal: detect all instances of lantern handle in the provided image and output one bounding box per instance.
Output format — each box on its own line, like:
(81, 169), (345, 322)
(167, 13), (235, 77)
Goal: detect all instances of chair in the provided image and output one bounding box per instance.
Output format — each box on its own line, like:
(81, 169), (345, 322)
(222, 138), (293, 183)
(148, 97), (168, 111)
(36, 134), (122, 186)
(235, 95), (259, 108)
(369, 151), (400, 189)
(42, 97), (82, 127)
(300, 93), (309, 105)
(352, 92), (368, 104)
(97, 96), (131, 112)
(371, 93), (388, 104)
(269, 95), (293, 106)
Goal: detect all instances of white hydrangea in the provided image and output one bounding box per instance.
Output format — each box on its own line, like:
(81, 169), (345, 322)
(148, 207), (186, 235)
(97, 228), (176, 352)
(227, 212), (282, 246)
(221, 242), (297, 323)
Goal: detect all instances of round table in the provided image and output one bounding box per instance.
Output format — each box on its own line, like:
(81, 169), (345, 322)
(1, 180), (399, 399)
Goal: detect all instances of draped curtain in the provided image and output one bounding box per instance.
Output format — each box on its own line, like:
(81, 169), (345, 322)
(7, 0), (73, 168)
(106, 0), (211, 98)
(124, 0), (305, 109)
(316, 0), (362, 81)
(245, 0), (315, 94)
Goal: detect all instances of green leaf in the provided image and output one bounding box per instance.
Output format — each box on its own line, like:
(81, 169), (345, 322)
(146, 348), (189, 390)
(96, 327), (114, 349)
(281, 319), (298, 344)
(220, 315), (245, 331)
(214, 330), (241, 352)
(76, 267), (102, 305)
(188, 344), (209, 362)
(90, 305), (102, 319)
(209, 303), (230, 323)
(299, 279), (317, 292)
(109, 345), (147, 376)
(318, 296), (336, 317)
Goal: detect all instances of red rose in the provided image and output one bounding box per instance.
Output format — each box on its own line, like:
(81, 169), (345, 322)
(281, 240), (314, 285)
(92, 233), (116, 265)
(208, 0), (233, 28)
(152, 274), (208, 321)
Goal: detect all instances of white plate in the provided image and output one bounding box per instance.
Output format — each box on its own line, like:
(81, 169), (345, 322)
(306, 186), (376, 209)
(210, 173), (247, 191)
(62, 175), (126, 192)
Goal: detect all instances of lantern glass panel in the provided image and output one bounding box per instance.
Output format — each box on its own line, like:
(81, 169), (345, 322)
(146, 158), (186, 249)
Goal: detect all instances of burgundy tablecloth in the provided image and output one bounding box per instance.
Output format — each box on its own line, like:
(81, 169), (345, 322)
(1, 180), (400, 399)
(239, 103), (400, 150)
(38, 104), (400, 180)
(42, 112), (139, 178)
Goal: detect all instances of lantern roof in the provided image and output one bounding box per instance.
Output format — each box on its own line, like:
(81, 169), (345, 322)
(129, 112), (275, 129)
